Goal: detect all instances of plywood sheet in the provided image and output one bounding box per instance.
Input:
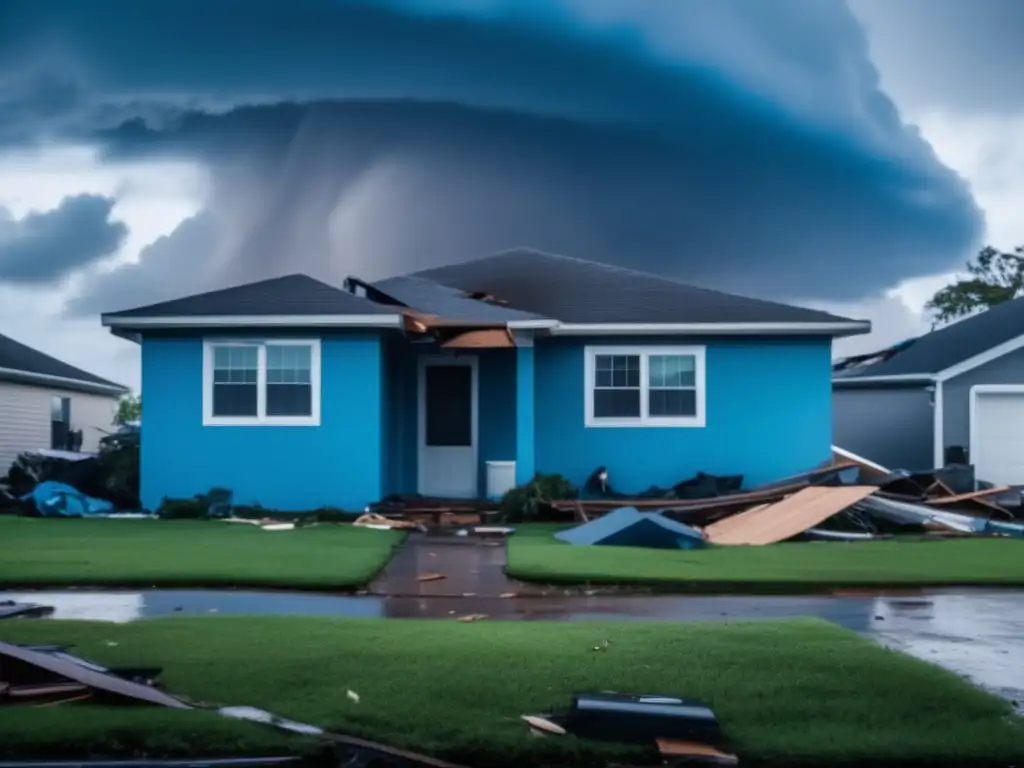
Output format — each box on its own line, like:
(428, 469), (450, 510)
(441, 329), (514, 349)
(704, 486), (876, 546)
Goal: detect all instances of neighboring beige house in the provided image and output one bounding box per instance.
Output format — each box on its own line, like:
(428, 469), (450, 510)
(0, 331), (128, 472)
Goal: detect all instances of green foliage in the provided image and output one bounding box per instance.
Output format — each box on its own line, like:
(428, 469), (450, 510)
(498, 473), (577, 522)
(115, 393), (141, 425)
(926, 245), (1024, 327)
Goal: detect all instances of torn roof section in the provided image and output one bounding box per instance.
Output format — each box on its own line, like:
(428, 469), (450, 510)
(102, 249), (869, 342)
(834, 295), (1024, 381)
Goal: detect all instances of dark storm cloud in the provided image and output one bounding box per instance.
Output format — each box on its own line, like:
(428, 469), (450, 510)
(0, 0), (983, 308)
(0, 195), (127, 286)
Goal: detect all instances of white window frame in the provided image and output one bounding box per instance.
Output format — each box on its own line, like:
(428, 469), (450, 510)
(202, 338), (322, 427)
(584, 345), (706, 428)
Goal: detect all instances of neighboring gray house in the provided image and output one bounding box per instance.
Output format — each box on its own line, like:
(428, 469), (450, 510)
(833, 296), (1024, 484)
(0, 332), (128, 471)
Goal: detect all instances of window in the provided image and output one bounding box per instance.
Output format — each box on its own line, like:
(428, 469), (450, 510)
(50, 396), (71, 449)
(585, 346), (705, 427)
(203, 340), (320, 426)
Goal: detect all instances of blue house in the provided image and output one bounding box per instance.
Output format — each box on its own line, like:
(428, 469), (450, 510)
(101, 249), (870, 512)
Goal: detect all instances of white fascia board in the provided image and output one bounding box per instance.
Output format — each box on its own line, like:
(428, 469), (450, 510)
(832, 374), (936, 385)
(102, 314), (405, 329)
(0, 366), (128, 395)
(550, 320), (871, 336)
(935, 333), (1024, 382)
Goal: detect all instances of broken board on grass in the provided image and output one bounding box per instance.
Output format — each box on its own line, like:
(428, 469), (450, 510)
(555, 506), (705, 549)
(704, 486), (876, 546)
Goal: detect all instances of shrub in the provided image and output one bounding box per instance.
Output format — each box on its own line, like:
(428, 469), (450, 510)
(498, 473), (577, 522)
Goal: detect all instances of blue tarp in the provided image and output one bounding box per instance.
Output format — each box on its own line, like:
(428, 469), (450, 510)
(23, 481), (115, 517)
(555, 506), (705, 550)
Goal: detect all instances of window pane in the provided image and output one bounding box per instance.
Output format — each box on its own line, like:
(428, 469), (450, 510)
(213, 383), (258, 416)
(649, 355), (695, 388)
(594, 388), (640, 418)
(266, 384), (312, 416)
(51, 396), (66, 421)
(649, 388), (697, 417)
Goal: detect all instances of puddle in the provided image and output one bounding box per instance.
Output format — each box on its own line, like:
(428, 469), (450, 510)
(4, 587), (1022, 710)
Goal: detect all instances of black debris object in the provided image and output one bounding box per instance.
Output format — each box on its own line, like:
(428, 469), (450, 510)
(563, 691), (726, 747)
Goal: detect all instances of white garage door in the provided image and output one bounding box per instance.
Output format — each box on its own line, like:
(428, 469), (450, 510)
(972, 390), (1024, 485)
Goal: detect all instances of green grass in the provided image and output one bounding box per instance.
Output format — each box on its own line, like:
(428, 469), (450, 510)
(0, 518), (405, 589)
(506, 524), (1024, 591)
(0, 617), (1021, 766)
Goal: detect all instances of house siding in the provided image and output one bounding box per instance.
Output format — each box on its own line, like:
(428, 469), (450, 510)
(0, 381), (118, 471)
(140, 333), (384, 512)
(534, 336), (833, 492)
(942, 346), (1024, 460)
(832, 385), (934, 471)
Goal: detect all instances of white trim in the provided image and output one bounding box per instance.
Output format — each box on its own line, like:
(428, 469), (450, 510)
(832, 445), (890, 474)
(555, 321), (869, 337)
(832, 373), (935, 385)
(936, 333), (1024, 382)
(0, 366), (128, 395)
(932, 380), (945, 470)
(968, 384), (1024, 488)
(511, 330), (534, 348)
(202, 338), (322, 427)
(583, 345), (706, 428)
(506, 319), (559, 330)
(417, 354), (479, 496)
(104, 314), (403, 329)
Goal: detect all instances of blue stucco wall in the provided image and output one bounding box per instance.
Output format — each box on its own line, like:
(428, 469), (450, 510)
(141, 333), (384, 511)
(534, 337), (834, 492)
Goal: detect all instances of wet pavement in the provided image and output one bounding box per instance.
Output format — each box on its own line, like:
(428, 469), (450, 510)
(3, 534), (1023, 710)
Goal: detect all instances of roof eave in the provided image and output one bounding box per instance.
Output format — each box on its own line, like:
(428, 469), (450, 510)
(0, 366), (129, 396)
(545, 320), (871, 337)
(101, 313), (406, 330)
(832, 374), (936, 387)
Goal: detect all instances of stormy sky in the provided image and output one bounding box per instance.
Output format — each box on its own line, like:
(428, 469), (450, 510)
(0, 0), (1022, 390)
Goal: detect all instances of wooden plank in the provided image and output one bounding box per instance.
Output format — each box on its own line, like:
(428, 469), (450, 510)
(704, 486), (876, 546)
(924, 486), (1011, 505)
(656, 738), (739, 765)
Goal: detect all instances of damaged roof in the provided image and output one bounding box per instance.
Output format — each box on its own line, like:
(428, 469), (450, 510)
(103, 274), (400, 320)
(0, 332), (126, 394)
(834, 296), (1024, 380)
(404, 249), (863, 326)
(368, 274), (549, 324)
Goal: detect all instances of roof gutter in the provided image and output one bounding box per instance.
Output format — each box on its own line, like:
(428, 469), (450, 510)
(0, 366), (129, 396)
(101, 313), (406, 330)
(831, 373), (936, 386)
(545, 320), (871, 337)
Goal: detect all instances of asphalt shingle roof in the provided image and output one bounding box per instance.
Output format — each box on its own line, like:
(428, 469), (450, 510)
(405, 249), (859, 325)
(105, 274), (397, 319)
(0, 332), (125, 389)
(369, 274), (549, 324)
(835, 296), (1024, 379)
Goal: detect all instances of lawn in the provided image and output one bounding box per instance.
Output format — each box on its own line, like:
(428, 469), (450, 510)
(0, 518), (406, 590)
(1, 616), (1022, 767)
(506, 524), (1024, 591)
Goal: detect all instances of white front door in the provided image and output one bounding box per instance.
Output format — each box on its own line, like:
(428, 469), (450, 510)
(418, 356), (478, 498)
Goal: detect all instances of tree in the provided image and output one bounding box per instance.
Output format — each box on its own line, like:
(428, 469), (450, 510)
(115, 393), (141, 425)
(926, 245), (1024, 328)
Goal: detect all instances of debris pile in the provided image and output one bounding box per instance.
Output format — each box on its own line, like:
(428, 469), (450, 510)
(548, 449), (1024, 548)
